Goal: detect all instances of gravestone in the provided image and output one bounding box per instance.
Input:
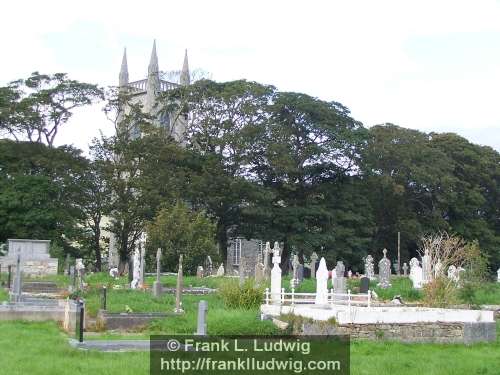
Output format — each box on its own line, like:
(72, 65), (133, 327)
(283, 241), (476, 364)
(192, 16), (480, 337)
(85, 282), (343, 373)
(447, 265), (458, 282)
(108, 233), (119, 269)
(196, 266), (204, 279)
(255, 262), (264, 285)
(297, 264), (304, 283)
(290, 254), (300, 289)
(333, 261), (346, 294)
(109, 267), (119, 279)
(310, 252), (318, 279)
(195, 300), (208, 335)
(359, 276), (370, 294)
(422, 249), (432, 285)
(347, 270), (352, 278)
(497, 268), (500, 283)
(204, 256), (213, 277)
(7, 265), (12, 289)
(315, 257), (329, 305)
(402, 262), (409, 276)
(69, 266), (76, 292)
(152, 248), (162, 298)
(409, 257), (423, 289)
(174, 254), (184, 313)
(64, 254), (70, 275)
(0, 239), (57, 276)
(10, 254), (22, 302)
(216, 263), (225, 277)
(130, 247), (141, 289)
(75, 259), (86, 291)
(263, 242), (271, 279)
(377, 249), (392, 289)
(364, 255), (375, 280)
(139, 233), (146, 288)
(270, 242), (282, 304)
(434, 259), (443, 278)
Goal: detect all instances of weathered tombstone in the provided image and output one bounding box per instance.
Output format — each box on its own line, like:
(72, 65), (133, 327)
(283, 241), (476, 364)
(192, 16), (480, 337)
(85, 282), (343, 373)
(11, 254), (22, 302)
(297, 263), (304, 283)
(347, 270), (353, 278)
(447, 265), (457, 282)
(254, 262), (265, 285)
(497, 268), (500, 283)
(239, 259), (246, 286)
(263, 242), (271, 279)
(270, 242), (282, 304)
(434, 259), (443, 278)
(75, 258), (86, 291)
(130, 248), (141, 289)
(108, 233), (119, 270)
(333, 261), (346, 294)
(402, 262), (409, 277)
(139, 233), (146, 288)
(69, 265), (76, 292)
(364, 255), (375, 280)
(290, 254), (300, 288)
(204, 256), (213, 277)
(315, 257), (329, 305)
(7, 265), (12, 289)
(174, 254), (184, 313)
(152, 248), (162, 298)
(310, 252), (318, 279)
(109, 267), (119, 279)
(377, 249), (392, 289)
(196, 266), (204, 279)
(422, 249), (432, 285)
(64, 254), (70, 275)
(456, 266), (466, 285)
(409, 257), (423, 289)
(359, 276), (370, 294)
(195, 300), (208, 335)
(216, 263), (225, 277)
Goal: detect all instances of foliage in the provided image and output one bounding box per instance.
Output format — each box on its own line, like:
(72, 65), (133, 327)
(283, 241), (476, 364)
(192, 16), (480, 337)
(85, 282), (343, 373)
(146, 202), (218, 274)
(0, 72), (103, 147)
(219, 279), (265, 309)
(422, 277), (459, 307)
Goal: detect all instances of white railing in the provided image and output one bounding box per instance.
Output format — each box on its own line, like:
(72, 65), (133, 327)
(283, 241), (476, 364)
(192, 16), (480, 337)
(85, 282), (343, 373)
(264, 288), (371, 307)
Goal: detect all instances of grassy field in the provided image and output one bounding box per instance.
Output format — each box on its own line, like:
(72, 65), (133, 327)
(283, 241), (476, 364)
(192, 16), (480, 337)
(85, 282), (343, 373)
(0, 320), (498, 375)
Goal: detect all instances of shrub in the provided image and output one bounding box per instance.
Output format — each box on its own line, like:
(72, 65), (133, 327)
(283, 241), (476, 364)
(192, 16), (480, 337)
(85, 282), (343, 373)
(423, 276), (458, 307)
(219, 279), (264, 309)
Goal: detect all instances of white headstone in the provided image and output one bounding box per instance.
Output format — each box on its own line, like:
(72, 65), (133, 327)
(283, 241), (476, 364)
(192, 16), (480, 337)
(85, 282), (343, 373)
(131, 248), (141, 289)
(409, 257), (423, 289)
(434, 259), (443, 278)
(216, 264), (225, 277)
(270, 243), (282, 304)
(497, 268), (500, 283)
(315, 257), (329, 305)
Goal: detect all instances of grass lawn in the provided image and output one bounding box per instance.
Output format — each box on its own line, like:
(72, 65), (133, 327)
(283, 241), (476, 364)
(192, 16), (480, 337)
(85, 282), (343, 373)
(0, 320), (498, 375)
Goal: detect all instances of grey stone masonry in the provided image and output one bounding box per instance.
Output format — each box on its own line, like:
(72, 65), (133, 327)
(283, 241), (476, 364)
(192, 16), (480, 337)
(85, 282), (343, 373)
(0, 239), (58, 276)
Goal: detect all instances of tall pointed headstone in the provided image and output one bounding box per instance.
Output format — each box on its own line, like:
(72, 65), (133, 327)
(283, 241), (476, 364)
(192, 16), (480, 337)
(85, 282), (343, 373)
(315, 258), (329, 305)
(377, 249), (392, 289)
(310, 252), (318, 279)
(153, 248), (162, 297)
(270, 242), (282, 304)
(174, 254), (184, 313)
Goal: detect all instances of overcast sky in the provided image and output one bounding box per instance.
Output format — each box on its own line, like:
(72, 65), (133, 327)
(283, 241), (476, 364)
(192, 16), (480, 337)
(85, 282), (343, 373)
(2, 0), (500, 152)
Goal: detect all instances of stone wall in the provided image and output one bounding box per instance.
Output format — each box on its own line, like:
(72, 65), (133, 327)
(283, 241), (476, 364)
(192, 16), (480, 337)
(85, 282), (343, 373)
(301, 321), (496, 344)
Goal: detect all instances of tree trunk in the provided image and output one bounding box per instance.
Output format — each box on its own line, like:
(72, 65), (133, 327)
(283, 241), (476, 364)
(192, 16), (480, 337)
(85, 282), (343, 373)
(216, 221), (228, 265)
(281, 236), (291, 274)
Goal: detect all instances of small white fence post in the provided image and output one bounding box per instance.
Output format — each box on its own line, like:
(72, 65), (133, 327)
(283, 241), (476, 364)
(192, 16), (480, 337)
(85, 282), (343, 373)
(291, 288), (295, 306)
(281, 288), (285, 304)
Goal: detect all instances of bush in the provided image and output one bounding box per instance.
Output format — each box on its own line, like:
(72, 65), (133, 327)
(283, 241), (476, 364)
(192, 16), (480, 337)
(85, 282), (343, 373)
(423, 277), (458, 307)
(219, 279), (264, 309)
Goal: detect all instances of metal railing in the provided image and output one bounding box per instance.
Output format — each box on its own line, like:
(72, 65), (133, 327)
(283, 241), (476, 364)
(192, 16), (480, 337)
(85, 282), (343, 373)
(264, 288), (371, 307)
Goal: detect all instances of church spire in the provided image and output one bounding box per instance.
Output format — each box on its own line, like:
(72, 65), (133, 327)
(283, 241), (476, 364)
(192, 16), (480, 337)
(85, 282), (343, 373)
(180, 49), (190, 86)
(146, 40), (161, 111)
(119, 47), (129, 87)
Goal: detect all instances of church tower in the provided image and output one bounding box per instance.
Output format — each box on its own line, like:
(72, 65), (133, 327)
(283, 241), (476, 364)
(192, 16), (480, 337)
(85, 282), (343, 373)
(117, 41), (189, 143)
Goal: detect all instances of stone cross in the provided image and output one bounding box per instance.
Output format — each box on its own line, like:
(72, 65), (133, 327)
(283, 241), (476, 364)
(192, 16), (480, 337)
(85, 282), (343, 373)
(310, 252), (318, 279)
(364, 255), (375, 280)
(174, 254), (184, 313)
(270, 242), (282, 304)
(315, 257), (329, 305)
(402, 262), (409, 276)
(139, 233), (147, 288)
(75, 258), (86, 291)
(377, 249), (392, 289)
(421, 249), (432, 285)
(152, 248), (162, 297)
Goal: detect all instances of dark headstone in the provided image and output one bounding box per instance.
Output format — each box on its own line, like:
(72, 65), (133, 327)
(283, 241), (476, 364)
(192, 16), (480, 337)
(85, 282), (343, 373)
(304, 267), (311, 279)
(297, 264), (304, 282)
(360, 276), (370, 294)
(7, 265), (11, 289)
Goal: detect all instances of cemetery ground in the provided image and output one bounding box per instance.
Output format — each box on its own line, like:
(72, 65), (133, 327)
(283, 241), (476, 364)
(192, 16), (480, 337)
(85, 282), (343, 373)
(1, 273), (499, 374)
